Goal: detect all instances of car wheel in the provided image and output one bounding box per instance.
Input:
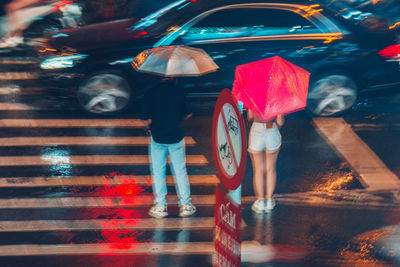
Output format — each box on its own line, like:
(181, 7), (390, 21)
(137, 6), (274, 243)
(24, 18), (62, 39)
(307, 74), (358, 116)
(77, 73), (131, 114)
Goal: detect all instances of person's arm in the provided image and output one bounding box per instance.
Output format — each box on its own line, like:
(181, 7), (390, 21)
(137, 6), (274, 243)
(276, 115), (285, 129)
(140, 90), (152, 135)
(180, 83), (192, 120)
(247, 109), (254, 121)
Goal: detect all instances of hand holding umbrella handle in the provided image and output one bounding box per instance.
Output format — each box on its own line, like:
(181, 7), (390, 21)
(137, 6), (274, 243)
(142, 119), (152, 136)
(276, 115), (285, 129)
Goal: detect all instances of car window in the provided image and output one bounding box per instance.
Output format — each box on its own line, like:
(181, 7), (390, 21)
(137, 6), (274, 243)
(178, 8), (322, 43)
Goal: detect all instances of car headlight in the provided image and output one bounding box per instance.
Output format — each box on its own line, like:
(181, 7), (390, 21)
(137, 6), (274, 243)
(40, 54), (88, 70)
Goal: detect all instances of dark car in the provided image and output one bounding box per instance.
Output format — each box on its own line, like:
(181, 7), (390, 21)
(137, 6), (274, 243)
(325, 0), (400, 29)
(35, 0), (400, 116)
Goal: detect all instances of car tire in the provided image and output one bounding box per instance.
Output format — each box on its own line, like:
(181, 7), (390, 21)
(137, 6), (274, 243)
(307, 74), (358, 116)
(24, 18), (62, 39)
(77, 71), (132, 115)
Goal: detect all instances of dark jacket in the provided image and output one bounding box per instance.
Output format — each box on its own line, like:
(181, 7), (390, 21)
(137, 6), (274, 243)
(141, 79), (190, 144)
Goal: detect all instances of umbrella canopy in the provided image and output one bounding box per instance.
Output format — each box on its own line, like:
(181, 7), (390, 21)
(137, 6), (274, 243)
(232, 56), (310, 121)
(131, 45), (219, 77)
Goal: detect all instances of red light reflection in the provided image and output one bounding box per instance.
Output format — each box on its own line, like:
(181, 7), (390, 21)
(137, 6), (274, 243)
(84, 172), (149, 251)
(378, 44), (400, 59)
(51, 1), (73, 12)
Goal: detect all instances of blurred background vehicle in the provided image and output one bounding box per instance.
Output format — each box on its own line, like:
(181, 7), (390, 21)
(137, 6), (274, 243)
(322, 0), (400, 33)
(34, 0), (400, 116)
(0, 0), (83, 48)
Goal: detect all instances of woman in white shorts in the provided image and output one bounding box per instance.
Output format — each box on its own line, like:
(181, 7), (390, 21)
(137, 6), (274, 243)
(247, 109), (284, 213)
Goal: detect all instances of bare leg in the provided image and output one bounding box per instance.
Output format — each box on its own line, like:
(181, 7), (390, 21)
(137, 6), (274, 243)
(265, 148), (279, 199)
(250, 151), (265, 200)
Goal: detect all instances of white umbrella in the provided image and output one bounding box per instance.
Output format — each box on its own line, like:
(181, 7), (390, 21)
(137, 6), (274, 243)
(131, 45), (219, 77)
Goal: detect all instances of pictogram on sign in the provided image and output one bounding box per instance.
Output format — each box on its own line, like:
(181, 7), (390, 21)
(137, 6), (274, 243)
(212, 89), (246, 190)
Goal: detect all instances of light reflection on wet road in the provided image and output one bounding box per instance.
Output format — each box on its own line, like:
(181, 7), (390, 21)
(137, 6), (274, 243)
(0, 57), (398, 266)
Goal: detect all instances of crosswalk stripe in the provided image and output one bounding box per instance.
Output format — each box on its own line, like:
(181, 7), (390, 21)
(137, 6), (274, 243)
(0, 136), (196, 146)
(0, 72), (39, 80)
(352, 123), (400, 129)
(0, 218), (218, 232)
(0, 59), (36, 64)
(0, 241), (260, 256)
(0, 155), (208, 166)
(242, 195), (400, 210)
(313, 118), (400, 190)
(0, 103), (35, 110)
(0, 119), (146, 128)
(0, 175), (219, 187)
(0, 195), (216, 209)
(0, 87), (43, 95)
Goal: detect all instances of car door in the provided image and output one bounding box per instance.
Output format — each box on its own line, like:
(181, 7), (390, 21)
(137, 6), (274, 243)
(159, 4), (344, 96)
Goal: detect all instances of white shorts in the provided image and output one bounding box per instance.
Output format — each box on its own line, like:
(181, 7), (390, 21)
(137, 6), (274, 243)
(248, 122), (281, 153)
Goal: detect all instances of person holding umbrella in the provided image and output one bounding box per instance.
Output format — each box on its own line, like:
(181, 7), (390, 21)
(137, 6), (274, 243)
(233, 56), (310, 213)
(247, 110), (284, 213)
(132, 45), (219, 218)
(141, 76), (195, 218)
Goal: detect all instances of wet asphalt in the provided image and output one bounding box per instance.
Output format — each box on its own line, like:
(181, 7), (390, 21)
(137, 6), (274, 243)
(0, 49), (398, 266)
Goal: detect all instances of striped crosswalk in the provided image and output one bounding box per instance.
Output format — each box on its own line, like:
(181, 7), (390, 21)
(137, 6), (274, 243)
(0, 57), (229, 263)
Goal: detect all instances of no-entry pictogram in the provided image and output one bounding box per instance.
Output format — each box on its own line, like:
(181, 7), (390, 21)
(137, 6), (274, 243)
(212, 89), (246, 190)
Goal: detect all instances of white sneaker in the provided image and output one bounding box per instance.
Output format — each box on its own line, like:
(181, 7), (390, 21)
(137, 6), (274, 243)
(148, 205), (168, 218)
(265, 198), (276, 212)
(251, 199), (265, 213)
(179, 203), (196, 217)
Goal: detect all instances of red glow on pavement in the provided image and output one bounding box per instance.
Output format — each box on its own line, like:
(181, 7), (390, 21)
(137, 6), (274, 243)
(92, 172), (148, 251)
(96, 172), (145, 197)
(272, 245), (309, 263)
(378, 44), (400, 59)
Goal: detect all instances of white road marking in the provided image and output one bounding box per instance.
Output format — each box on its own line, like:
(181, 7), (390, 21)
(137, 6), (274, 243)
(352, 123), (400, 129)
(0, 175), (219, 187)
(0, 119), (147, 128)
(0, 72), (38, 80)
(0, 241), (260, 256)
(0, 103), (35, 110)
(313, 118), (400, 190)
(0, 87), (45, 95)
(0, 136), (196, 146)
(0, 59), (36, 64)
(0, 155), (208, 166)
(0, 218), (218, 232)
(0, 195), (216, 209)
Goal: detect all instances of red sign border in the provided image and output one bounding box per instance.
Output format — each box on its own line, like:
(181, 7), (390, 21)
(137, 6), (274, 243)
(212, 89), (247, 190)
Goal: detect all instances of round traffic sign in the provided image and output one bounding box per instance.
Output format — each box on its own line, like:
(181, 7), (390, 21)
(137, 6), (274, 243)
(212, 89), (246, 190)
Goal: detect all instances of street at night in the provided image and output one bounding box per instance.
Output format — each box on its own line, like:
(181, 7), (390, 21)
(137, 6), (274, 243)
(0, 53), (398, 266)
(0, 0), (400, 266)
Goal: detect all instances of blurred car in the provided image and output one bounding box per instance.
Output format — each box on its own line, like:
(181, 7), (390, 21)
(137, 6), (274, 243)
(35, 0), (400, 116)
(0, 0), (83, 48)
(323, 0), (400, 31)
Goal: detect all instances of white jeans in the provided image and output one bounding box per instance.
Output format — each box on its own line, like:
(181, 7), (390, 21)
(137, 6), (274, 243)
(149, 137), (191, 206)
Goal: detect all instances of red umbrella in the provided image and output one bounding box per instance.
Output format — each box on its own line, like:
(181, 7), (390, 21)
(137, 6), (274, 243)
(232, 56), (310, 121)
